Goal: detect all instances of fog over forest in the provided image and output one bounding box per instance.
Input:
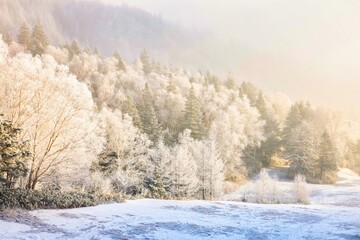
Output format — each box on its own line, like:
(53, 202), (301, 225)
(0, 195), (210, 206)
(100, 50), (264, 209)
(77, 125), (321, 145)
(1, 1), (360, 239)
(0, 0), (359, 122)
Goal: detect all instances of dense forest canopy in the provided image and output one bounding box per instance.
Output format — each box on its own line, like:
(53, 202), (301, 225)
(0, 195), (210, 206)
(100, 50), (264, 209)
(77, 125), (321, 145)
(0, 22), (359, 200)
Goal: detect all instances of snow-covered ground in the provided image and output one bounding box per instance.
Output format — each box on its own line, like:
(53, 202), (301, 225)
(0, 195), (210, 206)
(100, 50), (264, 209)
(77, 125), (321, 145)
(1, 169), (359, 240)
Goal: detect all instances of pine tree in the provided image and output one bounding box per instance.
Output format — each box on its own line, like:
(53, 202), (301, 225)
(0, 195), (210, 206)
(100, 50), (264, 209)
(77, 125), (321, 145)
(183, 87), (204, 140)
(140, 49), (152, 75)
(30, 23), (48, 55)
(18, 23), (31, 50)
(170, 130), (199, 198)
(255, 91), (267, 119)
(253, 91), (282, 168)
(69, 39), (81, 59)
(242, 144), (262, 176)
(2, 31), (12, 45)
(139, 84), (160, 143)
(122, 97), (142, 129)
(0, 115), (30, 189)
(225, 74), (236, 90)
(239, 81), (258, 106)
(317, 131), (337, 182)
(145, 140), (172, 199)
(145, 106), (161, 144)
(197, 139), (224, 200)
(114, 50), (126, 71)
(91, 150), (118, 177)
(286, 122), (318, 182)
(166, 79), (177, 93)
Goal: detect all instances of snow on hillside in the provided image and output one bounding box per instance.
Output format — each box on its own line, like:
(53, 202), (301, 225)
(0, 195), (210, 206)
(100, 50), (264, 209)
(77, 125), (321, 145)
(0, 169), (359, 240)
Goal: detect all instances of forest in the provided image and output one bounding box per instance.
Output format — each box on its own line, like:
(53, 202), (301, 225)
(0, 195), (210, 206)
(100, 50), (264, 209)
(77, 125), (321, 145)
(0, 23), (360, 208)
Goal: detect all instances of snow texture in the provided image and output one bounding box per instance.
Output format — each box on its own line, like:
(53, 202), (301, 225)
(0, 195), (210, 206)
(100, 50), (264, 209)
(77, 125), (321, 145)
(0, 169), (359, 240)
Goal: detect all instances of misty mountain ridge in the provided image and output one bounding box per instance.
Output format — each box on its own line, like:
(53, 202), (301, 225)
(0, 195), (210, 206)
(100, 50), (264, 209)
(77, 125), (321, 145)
(0, 0), (206, 61)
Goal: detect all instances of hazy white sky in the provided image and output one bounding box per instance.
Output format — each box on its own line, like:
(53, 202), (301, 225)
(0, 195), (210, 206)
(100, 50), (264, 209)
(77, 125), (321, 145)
(102, 0), (360, 121)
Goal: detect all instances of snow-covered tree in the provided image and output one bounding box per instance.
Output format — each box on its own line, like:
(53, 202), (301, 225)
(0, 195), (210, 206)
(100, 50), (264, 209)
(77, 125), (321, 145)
(30, 23), (48, 55)
(17, 23), (31, 50)
(285, 122), (318, 182)
(209, 98), (264, 181)
(95, 109), (151, 194)
(0, 115), (31, 189)
(0, 43), (103, 189)
(317, 131), (337, 183)
(196, 138), (224, 200)
(170, 130), (199, 198)
(183, 87), (204, 140)
(145, 140), (173, 199)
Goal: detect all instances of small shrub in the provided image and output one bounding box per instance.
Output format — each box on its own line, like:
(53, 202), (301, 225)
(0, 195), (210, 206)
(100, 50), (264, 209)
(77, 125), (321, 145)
(293, 174), (310, 204)
(321, 171), (337, 184)
(255, 169), (278, 203)
(0, 188), (125, 210)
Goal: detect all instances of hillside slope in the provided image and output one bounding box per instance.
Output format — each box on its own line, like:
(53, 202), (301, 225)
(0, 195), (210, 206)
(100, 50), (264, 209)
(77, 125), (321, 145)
(0, 0), (204, 59)
(1, 169), (359, 240)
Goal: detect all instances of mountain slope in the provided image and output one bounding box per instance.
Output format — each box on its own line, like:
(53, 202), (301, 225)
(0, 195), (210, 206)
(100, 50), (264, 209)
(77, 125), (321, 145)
(0, 0), (205, 60)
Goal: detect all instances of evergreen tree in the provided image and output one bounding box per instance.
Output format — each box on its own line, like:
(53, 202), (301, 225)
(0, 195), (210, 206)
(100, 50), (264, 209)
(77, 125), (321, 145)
(2, 31), (12, 45)
(317, 131), (337, 182)
(0, 115), (30, 189)
(166, 79), (177, 93)
(170, 130), (199, 198)
(114, 50), (126, 71)
(183, 87), (204, 140)
(197, 139), (224, 200)
(140, 49), (152, 75)
(239, 81), (259, 106)
(242, 91), (281, 171)
(18, 23), (31, 50)
(139, 84), (160, 143)
(145, 140), (172, 199)
(122, 96), (142, 129)
(145, 106), (161, 144)
(69, 39), (81, 59)
(203, 71), (221, 91)
(285, 122), (318, 182)
(30, 23), (48, 55)
(91, 149), (118, 177)
(225, 74), (236, 90)
(242, 144), (262, 176)
(255, 91), (267, 119)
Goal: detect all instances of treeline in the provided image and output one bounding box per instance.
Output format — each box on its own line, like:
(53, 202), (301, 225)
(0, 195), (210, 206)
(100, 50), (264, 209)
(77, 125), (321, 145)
(0, 25), (359, 204)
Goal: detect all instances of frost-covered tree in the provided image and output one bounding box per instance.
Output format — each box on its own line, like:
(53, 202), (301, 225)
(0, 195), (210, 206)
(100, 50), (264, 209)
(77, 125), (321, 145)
(239, 81), (259, 106)
(66, 39), (81, 60)
(225, 74), (236, 90)
(140, 49), (152, 75)
(17, 23), (31, 50)
(283, 102), (313, 141)
(139, 83), (161, 143)
(96, 109), (150, 194)
(317, 131), (337, 183)
(145, 140), (173, 199)
(196, 138), (224, 200)
(2, 31), (12, 45)
(170, 130), (199, 198)
(0, 43), (103, 189)
(183, 87), (204, 140)
(0, 115), (30, 189)
(30, 23), (48, 55)
(209, 98), (264, 181)
(114, 50), (126, 71)
(122, 96), (142, 129)
(285, 122), (318, 182)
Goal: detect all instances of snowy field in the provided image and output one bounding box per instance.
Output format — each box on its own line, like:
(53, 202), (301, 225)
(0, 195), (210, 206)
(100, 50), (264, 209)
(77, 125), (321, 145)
(0, 169), (359, 240)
